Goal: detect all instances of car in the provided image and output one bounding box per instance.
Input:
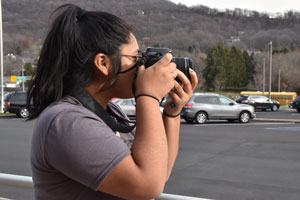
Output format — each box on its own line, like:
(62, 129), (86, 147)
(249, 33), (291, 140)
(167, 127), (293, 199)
(1, 92), (12, 111)
(181, 93), (255, 124)
(112, 98), (164, 119)
(290, 95), (300, 113)
(4, 91), (31, 118)
(112, 98), (136, 118)
(3, 93), (12, 113)
(236, 95), (280, 111)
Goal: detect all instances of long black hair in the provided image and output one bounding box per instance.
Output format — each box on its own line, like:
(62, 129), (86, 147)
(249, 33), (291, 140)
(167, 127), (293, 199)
(27, 4), (132, 119)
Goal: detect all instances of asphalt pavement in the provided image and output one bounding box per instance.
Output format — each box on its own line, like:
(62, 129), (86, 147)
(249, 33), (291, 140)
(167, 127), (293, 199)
(254, 106), (300, 122)
(0, 107), (299, 200)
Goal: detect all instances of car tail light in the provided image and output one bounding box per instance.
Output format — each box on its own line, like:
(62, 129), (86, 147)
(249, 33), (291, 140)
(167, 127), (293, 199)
(7, 101), (10, 108)
(184, 104), (194, 108)
(241, 100), (248, 103)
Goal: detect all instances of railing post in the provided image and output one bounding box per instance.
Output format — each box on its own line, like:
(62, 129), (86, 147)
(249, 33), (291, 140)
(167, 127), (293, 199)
(0, 173), (33, 189)
(157, 193), (212, 200)
(0, 173), (213, 200)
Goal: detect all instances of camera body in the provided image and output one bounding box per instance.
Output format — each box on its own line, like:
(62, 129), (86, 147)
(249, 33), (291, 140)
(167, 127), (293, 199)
(141, 48), (193, 81)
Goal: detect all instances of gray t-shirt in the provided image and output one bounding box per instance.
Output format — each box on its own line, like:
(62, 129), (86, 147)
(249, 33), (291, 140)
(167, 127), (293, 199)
(31, 96), (135, 200)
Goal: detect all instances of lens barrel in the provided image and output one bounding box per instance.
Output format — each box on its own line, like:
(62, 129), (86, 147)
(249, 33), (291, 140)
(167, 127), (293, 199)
(143, 48), (193, 81)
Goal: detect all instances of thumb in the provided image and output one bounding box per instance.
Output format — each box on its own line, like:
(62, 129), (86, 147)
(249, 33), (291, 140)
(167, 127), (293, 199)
(152, 53), (173, 68)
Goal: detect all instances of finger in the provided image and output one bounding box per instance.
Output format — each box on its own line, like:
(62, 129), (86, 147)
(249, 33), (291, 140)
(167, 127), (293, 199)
(138, 64), (145, 70)
(136, 65), (145, 77)
(171, 68), (178, 79)
(176, 69), (191, 92)
(173, 81), (184, 96)
(189, 69), (198, 90)
(168, 90), (181, 102)
(152, 53), (173, 68)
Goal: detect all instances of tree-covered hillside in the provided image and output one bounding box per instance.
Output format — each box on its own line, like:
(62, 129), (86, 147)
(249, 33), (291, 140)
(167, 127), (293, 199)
(3, 0), (300, 54)
(2, 0), (300, 93)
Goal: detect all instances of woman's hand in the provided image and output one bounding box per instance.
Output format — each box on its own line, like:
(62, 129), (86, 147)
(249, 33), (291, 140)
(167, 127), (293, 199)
(134, 53), (177, 100)
(163, 68), (198, 116)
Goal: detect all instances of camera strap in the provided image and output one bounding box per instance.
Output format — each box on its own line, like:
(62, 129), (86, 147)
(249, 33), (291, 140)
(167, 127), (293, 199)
(116, 58), (147, 95)
(70, 87), (135, 133)
(131, 65), (140, 95)
(116, 62), (139, 95)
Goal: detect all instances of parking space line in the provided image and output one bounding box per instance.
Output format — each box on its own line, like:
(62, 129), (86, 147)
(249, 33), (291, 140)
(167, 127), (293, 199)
(0, 198), (12, 200)
(194, 122), (295, 127)
(11, 118), (26, 121)
(264, 126), (300, 132)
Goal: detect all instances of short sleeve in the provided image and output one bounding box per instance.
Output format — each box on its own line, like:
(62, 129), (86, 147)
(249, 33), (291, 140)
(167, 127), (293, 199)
(44, 108), (131, 190)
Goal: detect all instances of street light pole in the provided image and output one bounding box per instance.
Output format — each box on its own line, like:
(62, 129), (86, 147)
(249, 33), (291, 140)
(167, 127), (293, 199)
(268, 41), (272, 99)
(262, 57), (265, 96)
(21, 63), (25, 92)
(0, 0), (4, 113)
(278, 68), (280, 92)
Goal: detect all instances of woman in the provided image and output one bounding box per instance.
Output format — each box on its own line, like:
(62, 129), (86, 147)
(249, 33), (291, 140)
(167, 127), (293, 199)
(28, 4), (198, 200)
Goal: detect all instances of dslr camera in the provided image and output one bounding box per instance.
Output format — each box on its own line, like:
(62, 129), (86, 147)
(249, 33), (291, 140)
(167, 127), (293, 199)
(141, 48), (193, 82)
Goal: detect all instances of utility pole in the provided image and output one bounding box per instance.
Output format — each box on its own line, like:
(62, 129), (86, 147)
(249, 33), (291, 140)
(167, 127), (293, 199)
(22, 63), (25, 92)
(268, 41), (272, 99)
(278, 68), (281, 92)
(262, 58), (265, 96)
(0, 0), (4, 113)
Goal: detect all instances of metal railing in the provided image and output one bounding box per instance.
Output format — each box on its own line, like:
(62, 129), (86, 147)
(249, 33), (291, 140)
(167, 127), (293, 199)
(0, 173), (212, 200)
(0, 173), (33, 189)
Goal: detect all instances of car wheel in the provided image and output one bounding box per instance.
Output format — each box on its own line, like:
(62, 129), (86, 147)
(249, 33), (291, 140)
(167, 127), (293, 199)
(271, 105), (278, 112)
(19, 107), (29, 118)
(239, 111), (250, 123)
(195, 112), (207, 124)
(184, 118), (194, 123)
(297, 108), (300, 113)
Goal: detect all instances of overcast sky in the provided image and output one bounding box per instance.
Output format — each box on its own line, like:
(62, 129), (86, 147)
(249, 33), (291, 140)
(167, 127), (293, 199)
(169, 0), (300, 13)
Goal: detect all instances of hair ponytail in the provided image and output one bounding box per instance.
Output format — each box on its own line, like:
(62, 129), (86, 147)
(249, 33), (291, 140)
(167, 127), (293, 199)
(27, 4), (132, 119)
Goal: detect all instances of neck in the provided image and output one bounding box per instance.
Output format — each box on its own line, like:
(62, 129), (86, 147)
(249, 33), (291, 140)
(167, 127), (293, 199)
(84, 83), (112, 109)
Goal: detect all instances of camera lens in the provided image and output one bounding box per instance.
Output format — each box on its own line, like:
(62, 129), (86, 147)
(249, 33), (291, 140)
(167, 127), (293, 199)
(172, 57), (193, 82)
(142, 48), (193, 82)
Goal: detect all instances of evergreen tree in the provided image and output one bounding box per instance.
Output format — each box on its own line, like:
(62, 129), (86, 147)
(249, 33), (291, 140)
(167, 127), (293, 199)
(243, 51), (256, 83)
(24, 62), (35, 76)
(203, 44), (253, 91)
(229, 47), (247, 87)
(203, 43), (230, 90)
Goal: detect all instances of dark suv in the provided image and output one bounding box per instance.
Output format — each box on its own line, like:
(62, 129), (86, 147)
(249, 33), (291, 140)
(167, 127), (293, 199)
(236, 95), (280, 111)
(291, 96), (300, 113)
(4, 92), (31, 118)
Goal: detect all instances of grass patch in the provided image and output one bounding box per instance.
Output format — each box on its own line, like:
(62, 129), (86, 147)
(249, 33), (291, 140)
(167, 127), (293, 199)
(217, 91), (241, 100)
(0, 112), (15, 117)
(200, 91), (241, 100)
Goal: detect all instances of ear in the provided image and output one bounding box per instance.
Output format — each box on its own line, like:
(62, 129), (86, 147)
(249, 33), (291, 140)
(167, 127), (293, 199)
(93, 53), (112, 76)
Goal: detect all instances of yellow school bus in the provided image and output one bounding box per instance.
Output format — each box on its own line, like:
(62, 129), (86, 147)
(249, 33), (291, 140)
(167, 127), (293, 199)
(240, 91), (297, 105)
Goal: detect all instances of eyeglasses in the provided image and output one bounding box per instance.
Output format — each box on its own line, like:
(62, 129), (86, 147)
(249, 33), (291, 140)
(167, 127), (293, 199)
(120, 54), (142, 62)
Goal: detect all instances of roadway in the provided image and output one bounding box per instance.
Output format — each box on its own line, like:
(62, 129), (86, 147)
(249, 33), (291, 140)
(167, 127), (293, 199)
(0, 108), (299, 199)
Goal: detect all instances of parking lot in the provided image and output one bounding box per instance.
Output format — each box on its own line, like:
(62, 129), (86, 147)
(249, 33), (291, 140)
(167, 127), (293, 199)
(0, 108), (299, 200)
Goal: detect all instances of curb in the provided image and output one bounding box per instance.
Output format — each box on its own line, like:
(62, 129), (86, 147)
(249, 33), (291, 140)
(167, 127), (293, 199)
(254, 118), (300, 123)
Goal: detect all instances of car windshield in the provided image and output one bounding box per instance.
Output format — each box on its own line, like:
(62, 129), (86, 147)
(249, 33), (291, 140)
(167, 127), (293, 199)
(121, 99), (134, 106)
(4, 93), (12, 100)
(236, 95), (248, 101)
(249, 95), (265, 100)
(12, 93), (27, 100)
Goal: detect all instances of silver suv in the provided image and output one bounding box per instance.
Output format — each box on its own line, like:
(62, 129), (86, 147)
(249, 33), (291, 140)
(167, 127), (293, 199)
(181, 93), (256, 124)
